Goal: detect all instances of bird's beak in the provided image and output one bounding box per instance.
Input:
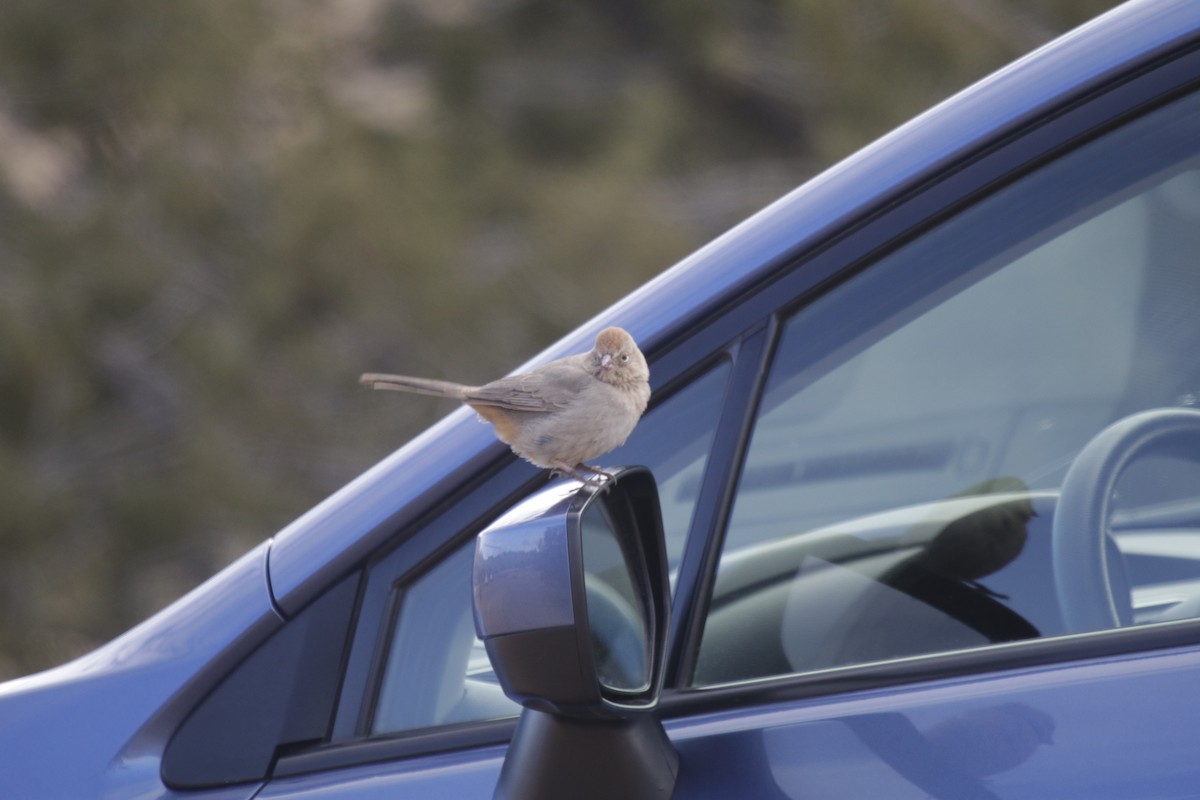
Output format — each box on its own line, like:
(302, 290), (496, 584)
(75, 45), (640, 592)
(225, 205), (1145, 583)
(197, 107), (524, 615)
(600, 353), (614, 370)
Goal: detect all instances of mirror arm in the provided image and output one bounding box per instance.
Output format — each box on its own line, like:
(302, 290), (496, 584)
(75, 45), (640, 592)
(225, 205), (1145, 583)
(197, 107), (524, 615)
(495, 708), (679, 800)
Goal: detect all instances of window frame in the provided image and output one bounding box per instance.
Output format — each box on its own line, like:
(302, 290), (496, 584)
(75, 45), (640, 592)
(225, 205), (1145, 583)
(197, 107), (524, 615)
(658, 44), (1200, 716)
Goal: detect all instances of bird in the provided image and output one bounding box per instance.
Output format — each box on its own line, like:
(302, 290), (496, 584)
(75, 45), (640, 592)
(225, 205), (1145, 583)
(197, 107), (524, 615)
(361, 326), (650, 485)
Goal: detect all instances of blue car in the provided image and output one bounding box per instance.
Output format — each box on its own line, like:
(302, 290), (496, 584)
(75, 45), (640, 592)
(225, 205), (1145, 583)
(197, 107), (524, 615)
(6, 1), (1200, 797)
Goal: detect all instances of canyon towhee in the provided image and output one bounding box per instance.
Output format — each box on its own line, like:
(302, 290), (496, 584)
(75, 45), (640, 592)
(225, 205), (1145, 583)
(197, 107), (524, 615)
(362, 326), (650, 483)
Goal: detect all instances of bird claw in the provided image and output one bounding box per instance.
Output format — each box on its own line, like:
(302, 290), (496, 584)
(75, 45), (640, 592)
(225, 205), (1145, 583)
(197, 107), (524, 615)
(584, 474), (616, 494)
(577, 464), (618, 493)
(549, 463), (617, 493)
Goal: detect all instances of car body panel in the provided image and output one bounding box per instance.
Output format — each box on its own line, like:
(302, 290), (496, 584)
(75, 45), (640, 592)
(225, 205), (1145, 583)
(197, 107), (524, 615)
(255, 641), (1200, 799)
(257, 747), (505, 800)
(0, 542), (279, 799)
(669, 643), (1200, 798)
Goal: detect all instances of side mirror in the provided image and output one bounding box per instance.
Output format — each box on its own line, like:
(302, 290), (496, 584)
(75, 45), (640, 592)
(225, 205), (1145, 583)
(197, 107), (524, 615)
(473, 465), (677, 800)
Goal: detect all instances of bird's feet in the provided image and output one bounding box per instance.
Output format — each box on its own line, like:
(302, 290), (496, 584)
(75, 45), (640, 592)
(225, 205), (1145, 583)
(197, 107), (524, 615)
(549, 462), (616, 492)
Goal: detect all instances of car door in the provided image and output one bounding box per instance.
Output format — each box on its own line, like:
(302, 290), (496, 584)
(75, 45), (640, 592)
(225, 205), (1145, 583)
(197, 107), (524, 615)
(160, 29), (1200, 800)
(662, 53), (1200, 800)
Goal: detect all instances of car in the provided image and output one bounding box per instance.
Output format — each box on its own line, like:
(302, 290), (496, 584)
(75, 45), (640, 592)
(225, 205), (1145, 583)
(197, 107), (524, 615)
(5, 0), (1200, 797)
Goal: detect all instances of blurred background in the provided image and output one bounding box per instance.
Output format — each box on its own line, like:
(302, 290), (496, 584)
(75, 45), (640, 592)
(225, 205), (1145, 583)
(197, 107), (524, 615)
(0, 0), (1114, 680)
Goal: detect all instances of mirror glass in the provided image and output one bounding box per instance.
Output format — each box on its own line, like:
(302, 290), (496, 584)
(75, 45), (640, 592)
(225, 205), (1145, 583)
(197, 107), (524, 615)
(580, 499), (652, 694)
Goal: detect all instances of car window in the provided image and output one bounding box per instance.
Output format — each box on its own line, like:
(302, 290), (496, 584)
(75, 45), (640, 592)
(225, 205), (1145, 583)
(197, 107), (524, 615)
(371, 362), (729, 734)
(693, 90), (1200, 685)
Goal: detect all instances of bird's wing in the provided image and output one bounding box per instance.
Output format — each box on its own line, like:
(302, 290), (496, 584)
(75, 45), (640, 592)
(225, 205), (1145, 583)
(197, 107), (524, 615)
(465, 363), (590, 412)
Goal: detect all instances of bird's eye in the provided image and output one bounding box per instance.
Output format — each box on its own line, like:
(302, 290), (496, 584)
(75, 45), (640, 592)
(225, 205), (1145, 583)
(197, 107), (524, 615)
(620, 353), (630, 362)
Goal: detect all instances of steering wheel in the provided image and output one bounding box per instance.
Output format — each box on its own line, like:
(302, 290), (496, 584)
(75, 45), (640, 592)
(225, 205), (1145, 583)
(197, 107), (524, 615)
(1053, 408), (1200, 633)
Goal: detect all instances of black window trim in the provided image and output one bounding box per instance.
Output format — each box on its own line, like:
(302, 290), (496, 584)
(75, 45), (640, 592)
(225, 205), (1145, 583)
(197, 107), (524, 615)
(659, 619), (1200, 722)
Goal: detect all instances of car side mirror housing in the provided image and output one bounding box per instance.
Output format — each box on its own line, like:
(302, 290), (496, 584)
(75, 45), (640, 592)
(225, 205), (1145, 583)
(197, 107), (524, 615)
(473, 465), (677, 800)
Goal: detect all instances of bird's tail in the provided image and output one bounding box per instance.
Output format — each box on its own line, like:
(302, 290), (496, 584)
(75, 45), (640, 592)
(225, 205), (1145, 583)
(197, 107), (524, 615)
(360, 373), (471, 400)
